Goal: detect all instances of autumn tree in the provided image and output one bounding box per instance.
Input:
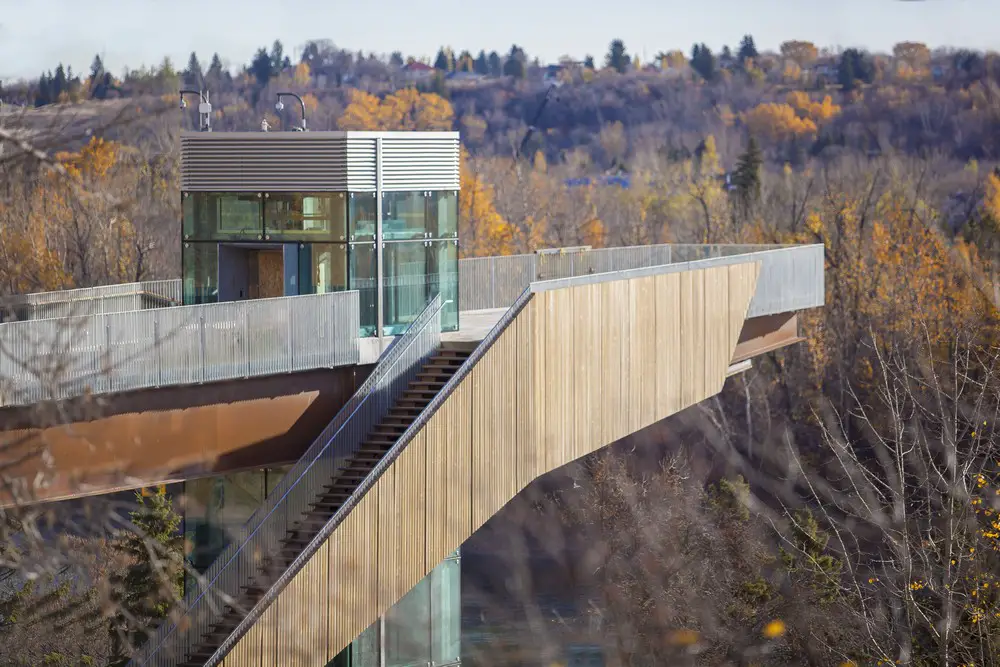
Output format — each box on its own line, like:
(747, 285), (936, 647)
(742, 103), (818, 144)
(779, 40), (819, 69)
(338, 88), (454, 131)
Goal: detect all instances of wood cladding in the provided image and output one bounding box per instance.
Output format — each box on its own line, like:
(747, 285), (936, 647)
(224, 262), (760, 666)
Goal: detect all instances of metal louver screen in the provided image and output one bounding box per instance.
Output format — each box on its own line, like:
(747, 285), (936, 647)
(181, 132), (461, 193)
(380, 137), (460, 191)
(181, 134), (376, 191)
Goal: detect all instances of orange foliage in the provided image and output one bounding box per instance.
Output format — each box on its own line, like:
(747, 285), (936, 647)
(338, 89), (454, 131)
(742, 103), (817, 143)
(779, 40), (818, 68)
(984, 171), (1000, 227)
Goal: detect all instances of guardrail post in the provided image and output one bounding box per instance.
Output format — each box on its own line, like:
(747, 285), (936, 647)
(104, 316), (112, 395)
(154, 311), (162, 388)
(490, 257), (497, 310)
(244, 303), (251, 378)
(287, 297), (294, 372)
(199, 313), (207, 383)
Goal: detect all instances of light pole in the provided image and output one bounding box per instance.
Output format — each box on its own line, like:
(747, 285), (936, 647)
(275, 92), (307, 131)
(179, 89), (212, 132)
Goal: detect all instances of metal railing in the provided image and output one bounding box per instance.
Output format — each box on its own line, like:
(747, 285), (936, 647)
(458, 244), (788, 311)
(0, 290), (360, 407)
(0, 280), (182, 322)
(131, 294), (445, 667)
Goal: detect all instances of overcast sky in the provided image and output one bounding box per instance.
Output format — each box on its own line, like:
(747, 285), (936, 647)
(0, 0), (996, 81)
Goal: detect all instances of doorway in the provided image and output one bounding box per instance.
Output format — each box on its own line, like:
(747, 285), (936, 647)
(218, 244), (285, 301)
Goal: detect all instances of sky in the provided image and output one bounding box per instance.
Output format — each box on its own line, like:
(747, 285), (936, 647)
(0, 0), (996, 81)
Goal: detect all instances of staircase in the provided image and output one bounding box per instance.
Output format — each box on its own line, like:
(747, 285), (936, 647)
(175, 343), (472, 667)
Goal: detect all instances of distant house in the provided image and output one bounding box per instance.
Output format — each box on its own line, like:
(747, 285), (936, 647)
(402, 61), (435, 82)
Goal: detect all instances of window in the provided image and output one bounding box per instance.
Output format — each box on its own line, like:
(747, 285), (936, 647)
(182, 242), (219, 305)
(382, 191), (427, 241)
(183, 192), (262, 240)
(349, 243), (378, 337)
(349, 192), (377, 241)
(298, 243), (348, 295)
(426, 191), (458, 239)
(264, 193), (347, 241)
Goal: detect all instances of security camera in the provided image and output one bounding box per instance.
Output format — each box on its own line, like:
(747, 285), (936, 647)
(275, 99), (285, 112)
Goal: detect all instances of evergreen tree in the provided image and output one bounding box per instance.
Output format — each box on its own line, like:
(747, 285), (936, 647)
(434, 48), (450, 71)
(503, 45), (527, 79)
(270, 40), (286, 75)
(737, 34), (758, 65)
(389, 51), (404, 67)
(605, 39), (630, 74)
(474, 50), (489, 75)
(251, 47), (273, 87)
(690, 43), (718, 82)
(89, 54), (108, 99)
(108, 488), (184, 664)
(732, 136), (763, 215)
(584, 54), (595, 69)
(487, 51), (503, 77)
(838, 48), (875, 91)
(184, 51), (203, 87)
(206, 53), (225, 85)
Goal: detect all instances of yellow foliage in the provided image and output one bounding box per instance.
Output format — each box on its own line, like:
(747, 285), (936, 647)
(301, 93), (320, 115)
(459, 148), (513, 257)
(779, 40), (818, 68)
(786, 92), (841, 124)
(293, 62), (312, 87)
(782, 61), (803, 83)
(338, 88), (454, 131)
(742, 103), (818, 143)
(984, 172), (1000, 225)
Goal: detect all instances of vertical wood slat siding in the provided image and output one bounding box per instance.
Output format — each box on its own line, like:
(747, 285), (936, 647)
(224, 262), (760, 665)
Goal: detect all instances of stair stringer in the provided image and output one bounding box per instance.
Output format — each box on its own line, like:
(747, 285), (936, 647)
(222, 261), (761, 666)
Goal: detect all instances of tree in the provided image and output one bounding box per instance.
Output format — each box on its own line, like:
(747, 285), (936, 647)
(605, 39), (630, 74)
(690, 43), (718, 82)
(433, 47), (452, 71)
(206, 53), (225, 85)
(742, 103), (818, 143)
(838, 48), (875, 91)
(732, 136), (763, 214)
(184, 51), (203, 88)
(584, 55), (595, 70)
(270, 39), (286, 75)
(251, 47), (273, 87)
(338, 88), (454, 131)
(474, 50), (489, 75)
(487, 51), (503, 77)
(108, 488), (183, 663)
(780, 40), (818, 68)
(738, 34), (758, 66)
(456, 50), (475, 73)
(389, 51), (404, 68)
(503, 45), (527, 79)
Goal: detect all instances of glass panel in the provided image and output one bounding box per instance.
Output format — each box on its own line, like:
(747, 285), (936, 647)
(384, 576), (431, 667)
(383, 241), (432, 337)
(298, 243), (348, 295)
(382, 191), (427, 241)
(182, 242), (219, 305)
(352, 621), (380, 667)
(427, 191), (458, 239)
(349, 243), (378, 337)
(429, 240), (459, 332)
(430, 555), (461, 665)
(349, 192), (377, 242)
(264, 193), (347, 242)
(265, 465), (291, 498)
(184, 192), (262, 241)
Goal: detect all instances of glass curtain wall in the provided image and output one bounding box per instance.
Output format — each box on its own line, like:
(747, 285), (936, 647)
(181, 189), (458, 337)
(381, 191), (459, 335)
(329, 548), (462, 667)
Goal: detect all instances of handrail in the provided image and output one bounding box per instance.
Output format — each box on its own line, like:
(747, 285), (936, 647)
(131, 294), (446, 667)
(202, 286), (535, 666)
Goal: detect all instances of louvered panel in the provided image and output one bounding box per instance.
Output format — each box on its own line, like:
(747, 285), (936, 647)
(380, 136), (460, 191)
(181, 132), (377, 192)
